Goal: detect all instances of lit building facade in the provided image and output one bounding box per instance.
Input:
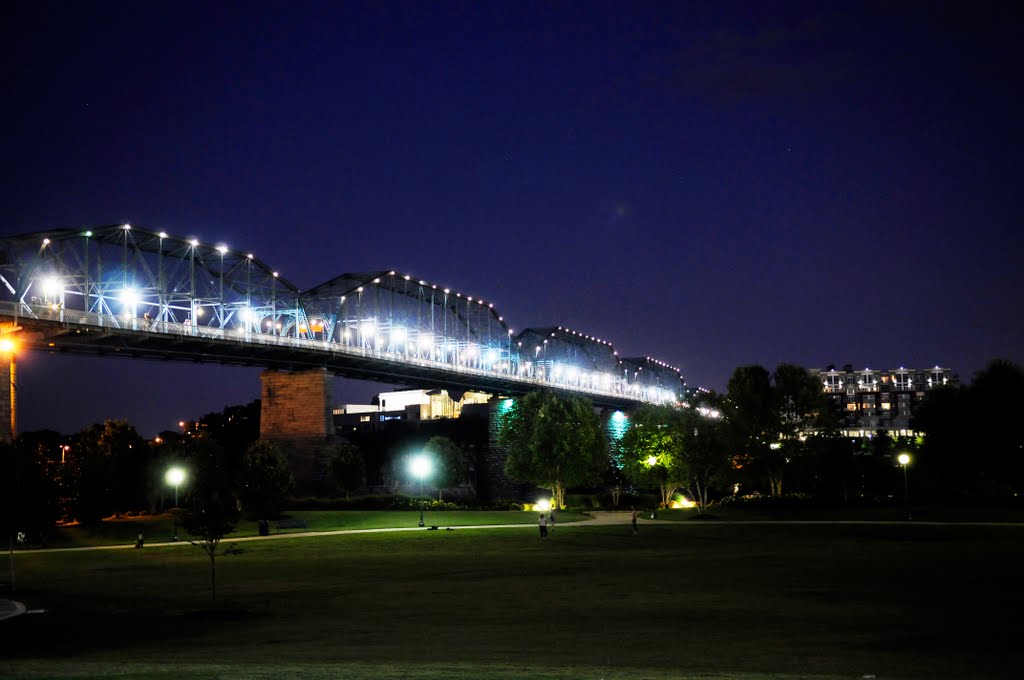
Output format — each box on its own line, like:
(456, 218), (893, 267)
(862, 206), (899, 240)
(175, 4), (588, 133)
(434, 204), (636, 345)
(809, 364), (956, 437)
(334, 388), (493, 432)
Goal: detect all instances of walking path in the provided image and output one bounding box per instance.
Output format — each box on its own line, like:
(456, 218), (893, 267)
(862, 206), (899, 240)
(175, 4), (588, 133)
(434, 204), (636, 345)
(0, 598), (26, 622)
(9, 512), (1024, 556)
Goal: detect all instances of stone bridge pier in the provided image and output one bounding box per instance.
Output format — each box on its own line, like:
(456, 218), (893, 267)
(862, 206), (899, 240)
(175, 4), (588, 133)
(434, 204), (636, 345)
(259, 368), (335, 495)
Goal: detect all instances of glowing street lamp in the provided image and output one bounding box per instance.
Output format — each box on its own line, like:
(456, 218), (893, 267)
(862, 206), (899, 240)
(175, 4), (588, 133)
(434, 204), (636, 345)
(409, 453), (433, 527)
(165, 466), (186, 541)
(897, 453), (912, 521)
(165, 466), (186, 507)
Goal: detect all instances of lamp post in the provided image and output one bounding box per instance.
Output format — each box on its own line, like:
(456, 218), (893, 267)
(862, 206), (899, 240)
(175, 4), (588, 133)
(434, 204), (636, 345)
(897, 453), (911, 521)
(409, 454), (433, 527)
(165, 466), (186, 541)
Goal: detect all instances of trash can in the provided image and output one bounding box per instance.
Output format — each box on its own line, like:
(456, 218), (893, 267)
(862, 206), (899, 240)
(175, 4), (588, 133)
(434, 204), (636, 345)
(258, 520), (270, 536)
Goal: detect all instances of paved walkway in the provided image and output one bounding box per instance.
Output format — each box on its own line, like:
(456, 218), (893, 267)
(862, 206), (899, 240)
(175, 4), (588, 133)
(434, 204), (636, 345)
(0, 598), (26, 622)
(10, 512), (1024, 556)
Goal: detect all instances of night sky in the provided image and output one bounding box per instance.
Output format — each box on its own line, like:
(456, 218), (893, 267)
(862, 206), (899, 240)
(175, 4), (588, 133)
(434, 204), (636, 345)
(3, 1), (1021, 437)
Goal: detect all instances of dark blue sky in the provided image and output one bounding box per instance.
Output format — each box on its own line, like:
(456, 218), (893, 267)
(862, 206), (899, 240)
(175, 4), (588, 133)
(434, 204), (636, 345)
(3, 1), (1022, 436)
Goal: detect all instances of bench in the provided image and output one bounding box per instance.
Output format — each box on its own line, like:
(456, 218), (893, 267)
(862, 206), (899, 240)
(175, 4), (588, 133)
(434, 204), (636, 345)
(275, 518), (308, 531)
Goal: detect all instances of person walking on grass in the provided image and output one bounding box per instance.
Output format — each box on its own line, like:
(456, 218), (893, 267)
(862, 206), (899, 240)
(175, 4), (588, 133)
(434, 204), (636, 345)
(631, 506), (638, 535)
(538, 513), (548, 538)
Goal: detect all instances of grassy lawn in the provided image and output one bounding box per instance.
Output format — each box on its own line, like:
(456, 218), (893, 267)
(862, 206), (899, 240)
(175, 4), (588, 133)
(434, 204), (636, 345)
(652, 504), (1024, 523)
(44, 510), (588, 548)
(4, 522), (1021, 679)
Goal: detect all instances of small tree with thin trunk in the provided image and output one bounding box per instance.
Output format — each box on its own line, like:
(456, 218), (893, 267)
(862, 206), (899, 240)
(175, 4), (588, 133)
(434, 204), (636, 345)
(179, 440), (240, 601)
(238, 440), (294, 519)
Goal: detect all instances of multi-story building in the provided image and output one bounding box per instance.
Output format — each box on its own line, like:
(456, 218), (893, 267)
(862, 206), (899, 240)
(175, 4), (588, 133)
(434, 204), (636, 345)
(809, 364), (956, 437)
(334, 388), (493, 432)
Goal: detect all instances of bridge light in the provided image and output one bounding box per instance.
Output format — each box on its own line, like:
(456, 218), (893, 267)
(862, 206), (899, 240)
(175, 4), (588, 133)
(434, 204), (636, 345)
(84, 231), (92, 237)
(0, 338), (15, 353)
(360, 320), (376, 337)
(123, 224), (131, 230)
(419, 280), (426, 285)
(247, 253), (254, 259)
(356, 286), (363, 292)
(238, 308), (252, 322)
(373, 278), (380, 284)
(443, 289), (450, 294)
(273, 272), (279, 278)
(120, 288), (139, 305)
(190, 239), (199, 247)
(42, 238), (50, 245)
(217, 245), (228, 254)
(159, 232), (168, 239)
(466, 344), (478, 358)
(42, 277), (61, 296)
(390, 327), (406, 344)
(403, 275), (411, 281)
(417, 333), (433, 350)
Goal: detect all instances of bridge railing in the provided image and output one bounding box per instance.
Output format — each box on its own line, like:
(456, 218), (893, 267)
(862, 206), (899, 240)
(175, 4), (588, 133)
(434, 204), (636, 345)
(1, 301), (674, 404)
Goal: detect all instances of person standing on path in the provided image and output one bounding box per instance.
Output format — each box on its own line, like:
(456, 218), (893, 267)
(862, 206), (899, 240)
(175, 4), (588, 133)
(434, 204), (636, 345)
(631, 507), (638, 535)
(549, 509), (556, 534)
(538, 513), (548, 538)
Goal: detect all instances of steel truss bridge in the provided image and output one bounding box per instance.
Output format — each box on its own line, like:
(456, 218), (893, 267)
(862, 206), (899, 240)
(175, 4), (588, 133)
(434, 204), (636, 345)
(0, 225), (684, 409)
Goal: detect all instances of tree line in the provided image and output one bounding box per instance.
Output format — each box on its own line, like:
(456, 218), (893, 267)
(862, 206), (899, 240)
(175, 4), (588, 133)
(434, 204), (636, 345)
(497, 359), (1024, 510)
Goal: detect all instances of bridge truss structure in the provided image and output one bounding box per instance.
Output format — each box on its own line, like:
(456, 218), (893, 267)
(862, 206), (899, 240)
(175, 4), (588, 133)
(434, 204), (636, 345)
(0, 225), (683, 408)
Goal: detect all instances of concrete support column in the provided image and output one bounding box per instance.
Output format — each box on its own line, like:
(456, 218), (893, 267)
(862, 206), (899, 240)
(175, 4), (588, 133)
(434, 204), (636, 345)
(476, 396), (529, 502)
(259, 368), (334, 496)
(259, 368), (333, 440)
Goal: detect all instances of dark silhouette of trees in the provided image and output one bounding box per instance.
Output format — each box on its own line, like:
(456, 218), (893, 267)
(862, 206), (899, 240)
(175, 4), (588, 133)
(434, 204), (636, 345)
(914, 359), (1024, 500)
(422, 436), (466, 500)
(238, 440), (294, 519)
(67, 420), (146, 523)
(330, 439), (365, 499)
(726, 364), (828, 497)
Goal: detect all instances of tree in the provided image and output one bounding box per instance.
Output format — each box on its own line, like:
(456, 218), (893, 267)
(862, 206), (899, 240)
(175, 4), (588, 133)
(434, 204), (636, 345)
(179, 439), (241, 601)
(238, 440), (294, 518)
(422, 436), (466, 500)
(330, 439), (365, 499)
(726, 366), (780, 495)
(498, 391), (607, 509)
(677, 396), (732, 513)
(726, 364), (828, 497)
(69, 420), (145, 524)
(621, 405), (686, 508)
